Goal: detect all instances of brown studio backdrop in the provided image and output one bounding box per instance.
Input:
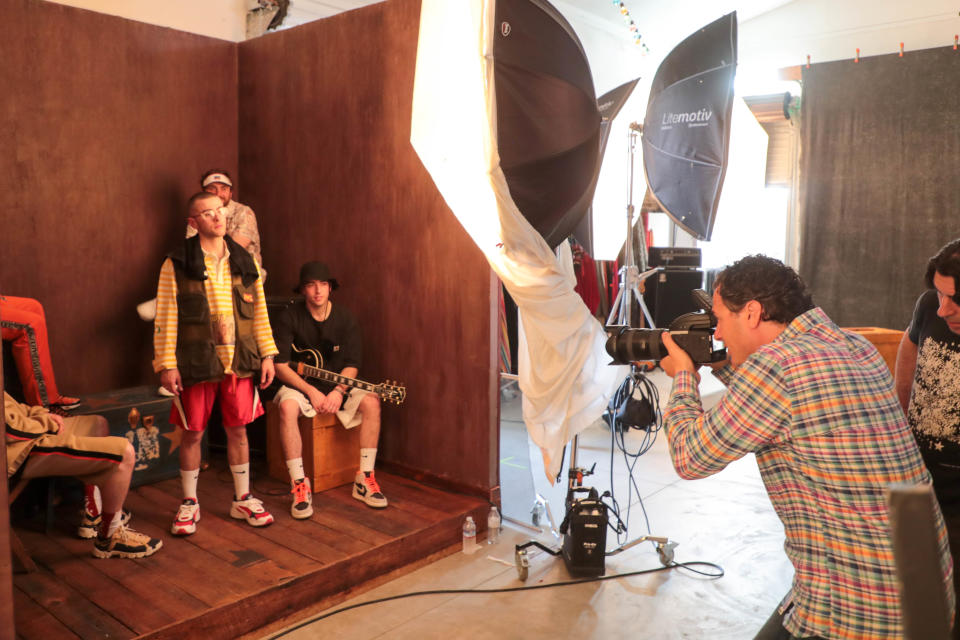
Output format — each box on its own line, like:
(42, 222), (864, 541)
(239, 0), (499, 492)
(0, 0), (239, 394)
(0, 0), (497, 493)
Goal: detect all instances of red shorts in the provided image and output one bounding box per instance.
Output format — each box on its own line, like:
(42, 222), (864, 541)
(171, 375), (264, 432)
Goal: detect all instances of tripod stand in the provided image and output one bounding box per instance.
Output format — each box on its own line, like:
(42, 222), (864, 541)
(606, 122), (657, 331)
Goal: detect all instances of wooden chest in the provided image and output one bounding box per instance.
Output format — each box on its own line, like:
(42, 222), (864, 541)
(846, 327), (904, 374)
(72, 385), (205, 487)
(265, 403), (360, 491)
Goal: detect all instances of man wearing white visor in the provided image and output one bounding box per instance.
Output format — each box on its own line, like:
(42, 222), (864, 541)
(187, 169), (266, 282)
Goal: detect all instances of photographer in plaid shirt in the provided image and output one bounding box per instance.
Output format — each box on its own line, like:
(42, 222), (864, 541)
(659, 255), (953, 640)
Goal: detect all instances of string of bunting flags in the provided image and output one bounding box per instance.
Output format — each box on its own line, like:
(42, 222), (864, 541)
(611, 1), (649, 52)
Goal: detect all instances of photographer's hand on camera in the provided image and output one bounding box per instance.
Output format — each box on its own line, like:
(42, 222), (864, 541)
(659, 331), (699, 381)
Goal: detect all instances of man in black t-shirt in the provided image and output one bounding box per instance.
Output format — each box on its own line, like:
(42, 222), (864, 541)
(895, 237), (960, 637)
(272, 261), (387, 518)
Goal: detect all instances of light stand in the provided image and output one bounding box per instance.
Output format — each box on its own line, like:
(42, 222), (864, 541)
(512, 127), (677, 582)
(606, 122), (657, 331)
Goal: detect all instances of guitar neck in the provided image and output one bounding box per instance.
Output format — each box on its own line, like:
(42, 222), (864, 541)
(298, 363), (377, 394)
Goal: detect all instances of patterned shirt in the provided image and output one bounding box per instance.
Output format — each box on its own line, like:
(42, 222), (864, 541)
(186, 200), (265, 281)
(906, 289), (960, 506)
(665, 307), (953, 639)
(152, 245), (277, 375)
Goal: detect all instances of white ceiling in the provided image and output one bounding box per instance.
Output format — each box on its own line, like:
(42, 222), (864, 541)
(44, 0), (960, 76)
(283, 0), (960, 74)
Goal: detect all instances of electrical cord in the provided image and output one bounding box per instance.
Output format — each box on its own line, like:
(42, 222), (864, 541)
(605, 369), (662, 549)
(264, 558), (725, 638)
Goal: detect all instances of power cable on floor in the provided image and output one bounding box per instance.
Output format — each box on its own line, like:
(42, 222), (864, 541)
(265, 559), (724, 638)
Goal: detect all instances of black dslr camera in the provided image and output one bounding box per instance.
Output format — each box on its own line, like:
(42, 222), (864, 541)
(605, 289), (726, 365)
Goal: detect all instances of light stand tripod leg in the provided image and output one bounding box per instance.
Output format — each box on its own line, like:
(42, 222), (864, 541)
(606, 286), (627, 328)
(631, 284), (654, 328)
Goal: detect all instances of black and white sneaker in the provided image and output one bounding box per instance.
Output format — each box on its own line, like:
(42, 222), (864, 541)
(291, 478), (314, 519)
(352, 471), (388, 509)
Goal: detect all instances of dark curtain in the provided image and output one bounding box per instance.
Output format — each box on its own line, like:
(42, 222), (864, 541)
(799, 46), (960, 330)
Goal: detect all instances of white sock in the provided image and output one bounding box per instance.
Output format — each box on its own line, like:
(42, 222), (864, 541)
(286, 458), (305, 484)
(92, 486), (102, 514)
(106, 511), (123, 538)
(180, 468), (200, 501)
(230, 462), (250, 499)
(360, 448), (377, 474)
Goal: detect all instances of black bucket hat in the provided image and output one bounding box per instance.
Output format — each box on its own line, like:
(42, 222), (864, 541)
(295, 261), (339, 292)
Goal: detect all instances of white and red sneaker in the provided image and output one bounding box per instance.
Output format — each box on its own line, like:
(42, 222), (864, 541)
(171, 498), (200, 536)
(230, 493), (274, 527)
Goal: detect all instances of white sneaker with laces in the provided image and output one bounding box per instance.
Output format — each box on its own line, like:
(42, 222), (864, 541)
(93, 524), (162, 559)
(352, 471), (388, 509)
(291, 478), (314, 519)
(230, 493), (274, 527)
(171, 498), (200, 536)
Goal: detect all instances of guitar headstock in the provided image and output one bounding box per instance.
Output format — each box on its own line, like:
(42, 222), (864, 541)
(375, 380), (407, 405)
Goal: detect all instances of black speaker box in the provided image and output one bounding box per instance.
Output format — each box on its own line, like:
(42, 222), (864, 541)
(643, 268), (704, 328)
(647, 246), (702, 268)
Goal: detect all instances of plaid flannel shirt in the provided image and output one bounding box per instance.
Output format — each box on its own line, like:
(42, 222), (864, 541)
(665, 307), (953, 639)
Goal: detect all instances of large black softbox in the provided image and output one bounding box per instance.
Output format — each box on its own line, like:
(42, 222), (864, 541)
(494, 0), (601, 249)
(572, 78), (640, 256)
(642, 12), (737, 241)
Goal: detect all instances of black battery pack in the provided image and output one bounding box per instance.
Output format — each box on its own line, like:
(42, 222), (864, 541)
(561, 493), (608, 577)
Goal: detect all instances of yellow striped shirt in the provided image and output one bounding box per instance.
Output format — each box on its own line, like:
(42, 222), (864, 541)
(153, 247), (277, 374)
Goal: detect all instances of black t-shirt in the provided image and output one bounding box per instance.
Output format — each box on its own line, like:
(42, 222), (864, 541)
(907, 289), (960, 506)
(274, 300), (362, 393)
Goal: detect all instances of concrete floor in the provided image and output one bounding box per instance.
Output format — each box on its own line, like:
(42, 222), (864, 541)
(267, 371), (794, 639)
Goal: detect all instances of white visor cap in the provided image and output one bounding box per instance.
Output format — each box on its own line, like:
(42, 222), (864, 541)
(202, 173), (233, 188)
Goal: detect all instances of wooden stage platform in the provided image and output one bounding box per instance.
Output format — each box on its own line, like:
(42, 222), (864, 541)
(10, 461), (487, 639)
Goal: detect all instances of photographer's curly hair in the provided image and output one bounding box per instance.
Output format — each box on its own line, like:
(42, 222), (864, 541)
(714, 255), (814, 325)
(924, 238), (960, 290)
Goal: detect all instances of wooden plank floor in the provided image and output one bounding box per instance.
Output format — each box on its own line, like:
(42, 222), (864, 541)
(10, 460), (487, 640)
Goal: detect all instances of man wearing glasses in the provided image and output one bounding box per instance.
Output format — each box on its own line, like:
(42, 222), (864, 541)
(139, 169), (264, 322)
(153, 191), (278, 536)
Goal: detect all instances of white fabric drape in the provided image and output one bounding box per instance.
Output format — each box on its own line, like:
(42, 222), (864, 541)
(411, 0), (627, 480)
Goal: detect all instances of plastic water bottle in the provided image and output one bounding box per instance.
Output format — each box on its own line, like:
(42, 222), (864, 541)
(462, 516), (478, 554)
(487, 505), (501, 545)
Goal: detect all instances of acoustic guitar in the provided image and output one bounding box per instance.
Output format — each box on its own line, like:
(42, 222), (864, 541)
(290, 344), (406, 405)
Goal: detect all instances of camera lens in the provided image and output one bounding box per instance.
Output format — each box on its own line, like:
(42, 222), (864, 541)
(605, 328), (667, 363)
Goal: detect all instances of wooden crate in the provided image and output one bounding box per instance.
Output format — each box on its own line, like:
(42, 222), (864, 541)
(265, 403), (360, 491)
(845, 327), (904, 374)
(71, 385), (207, 487)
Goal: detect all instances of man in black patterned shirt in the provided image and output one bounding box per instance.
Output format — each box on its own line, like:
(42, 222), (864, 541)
(272, 261), (386, 520)
(895, 237), (960, 638)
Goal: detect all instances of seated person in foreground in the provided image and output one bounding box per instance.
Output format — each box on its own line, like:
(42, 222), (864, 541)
(272, 261), (387, 519)
(1, 295), (80, 409)
(4, 391), (162, 558)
